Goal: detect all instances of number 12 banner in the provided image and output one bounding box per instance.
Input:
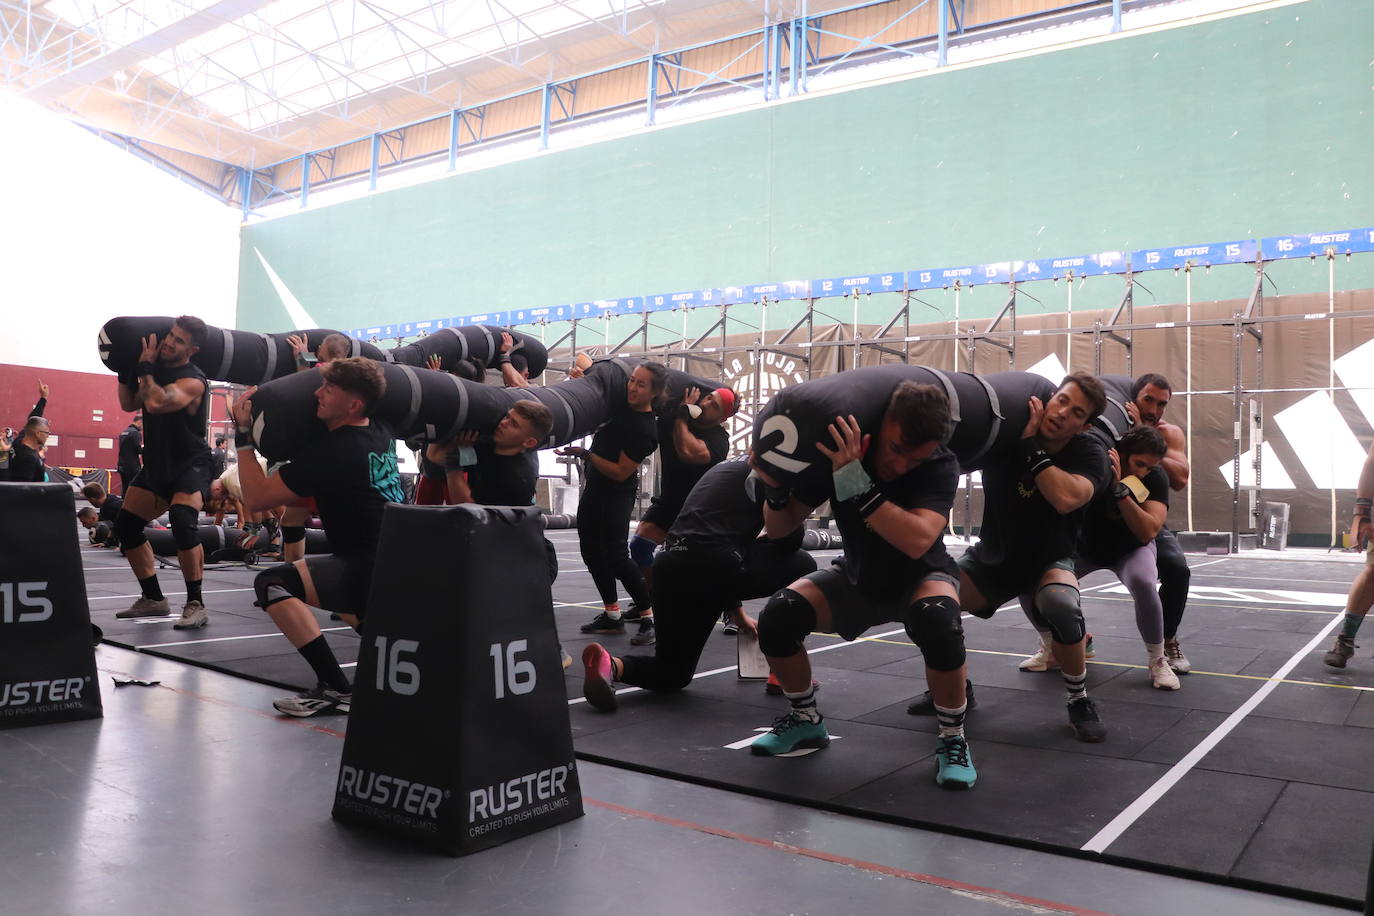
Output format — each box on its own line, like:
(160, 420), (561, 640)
(334, 504), (582, 854)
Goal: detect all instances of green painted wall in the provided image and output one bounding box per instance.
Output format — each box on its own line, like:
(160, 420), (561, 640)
(236, 0), (1374, 338)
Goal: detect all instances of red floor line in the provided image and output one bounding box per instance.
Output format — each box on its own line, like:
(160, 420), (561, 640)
(583, 797), (1118, 916)
(114, 657), (1113, 914)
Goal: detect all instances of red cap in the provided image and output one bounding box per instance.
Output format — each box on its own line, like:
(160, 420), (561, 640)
(713, 387), (738, 417)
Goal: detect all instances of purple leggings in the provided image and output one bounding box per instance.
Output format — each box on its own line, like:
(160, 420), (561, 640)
(1075, 541), (1163, 645)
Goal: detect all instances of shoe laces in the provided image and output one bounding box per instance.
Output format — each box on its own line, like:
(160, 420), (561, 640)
(1164, 641), (1183, 659)
(938, 737), (970, 767)
(770, 711), (809, 733)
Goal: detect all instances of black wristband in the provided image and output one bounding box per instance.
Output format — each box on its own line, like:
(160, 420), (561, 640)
(1019, 438), (1052, 476)
(763, 483), (790, 511)
(1113, 482), (1132, 501)
(136, 361), (157, 378)
(852, 486), (887, 518)
(496, 353), (511, 365)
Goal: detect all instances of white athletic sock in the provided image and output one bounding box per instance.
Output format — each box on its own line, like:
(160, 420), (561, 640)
(1146, 642), (1165, 661)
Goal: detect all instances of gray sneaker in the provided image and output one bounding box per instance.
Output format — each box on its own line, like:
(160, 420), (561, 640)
(173, 600), (209, 630)
(116, 597), (171, 618)
(1324, 634), (1357, 668)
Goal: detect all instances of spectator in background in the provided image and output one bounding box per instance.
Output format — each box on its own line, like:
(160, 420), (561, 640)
(210, 436), (228, 481)
(6, 381), (51, 483)
(117, 415), (143, 495)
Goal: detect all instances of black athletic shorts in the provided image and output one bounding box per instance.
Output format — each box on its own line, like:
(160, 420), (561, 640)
(805, 553), (960, 642)
(131, 454), (213, 503)
(957, 548), (1075, 613)
(301, 554), (375, 619)
(640, 495), (687, 531)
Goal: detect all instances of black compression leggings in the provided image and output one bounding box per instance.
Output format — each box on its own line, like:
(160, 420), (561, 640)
(576, 481), (650, 609)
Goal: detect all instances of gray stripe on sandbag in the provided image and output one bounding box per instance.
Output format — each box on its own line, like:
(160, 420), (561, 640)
(538, 385), (578, 445)
(440, 373), (471, 442)
(350, 338), (362, 358)
(476, 325), (495, 362)
(259, 334), (279, 384)
(1095, 396), (1128, 440)
(965, 373), (1004, 467)
(393, 364), (424, 433)
(444, 326), (468, 361)
(217, 328), (235, 380)
(923, 367), (961, 442)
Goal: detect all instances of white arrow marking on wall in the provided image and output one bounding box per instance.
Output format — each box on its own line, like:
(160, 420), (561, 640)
(255, 248), (321, 330)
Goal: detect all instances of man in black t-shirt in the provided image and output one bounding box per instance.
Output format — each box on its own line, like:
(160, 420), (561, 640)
(4, 381), (50, 483)
(959, 371), (1111, 743)
(110, 316), (216, 631)
(1072, 426), (1176, 690)
(79, 483), (124, 547)
(581, 456), (817, 711)
(556, 362), (666, 643)
(232, 357), (405, 718)
(117, 415), (142, 495)
(443, 400), (551, 507)
(623, 384), (738, 643)
(749, 382), (977, 790)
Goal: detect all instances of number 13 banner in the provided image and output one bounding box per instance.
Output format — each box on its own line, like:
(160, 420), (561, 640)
(333, 504), (583, 855)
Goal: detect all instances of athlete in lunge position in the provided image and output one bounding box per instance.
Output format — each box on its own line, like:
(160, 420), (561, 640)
(748, 382), (977, 789)
(581, 455), (817, 710)
(231, 357), (405, 717)
(1124, 373), (1194, 674)
(623, 384), (738, 645)
(110, 317), (216, 630)
(1071, 426), (1178, 690)
(956, 372), (1111, 742)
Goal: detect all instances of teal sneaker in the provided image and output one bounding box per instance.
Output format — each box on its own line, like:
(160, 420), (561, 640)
(934, 735), (976, 789)
(750, 711), (829, 756)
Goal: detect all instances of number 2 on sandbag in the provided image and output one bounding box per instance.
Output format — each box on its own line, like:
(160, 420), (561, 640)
(489, 640), (536, 699)
(758, 415), (810, 474)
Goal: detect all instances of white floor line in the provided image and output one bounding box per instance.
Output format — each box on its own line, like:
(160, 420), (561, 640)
(1186, 558), (1229, 571)
(1080, 609), (1346, 854)
(137, 627), (354, 650)
(567, 627), (906, 706)
(89, 588), (255, 601)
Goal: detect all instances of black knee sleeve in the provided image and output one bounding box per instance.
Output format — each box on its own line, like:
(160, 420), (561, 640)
(756, 588), (816, 658)
(281, 525), (307, 544)
(169, 504), (200, 551)
(254, 563), (306, 610)
(113, 510), (148, 551)
(904, 594), (966, 671)
(1035, 583), (1085, 644)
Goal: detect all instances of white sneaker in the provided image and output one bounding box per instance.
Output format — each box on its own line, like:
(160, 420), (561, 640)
(273, 684), (351, 717)
(172, 600), (209, 630)
(1164, 638), (1191, 674)
(1018, 645), (1059, 672)
(1149, 655), (1181, 690)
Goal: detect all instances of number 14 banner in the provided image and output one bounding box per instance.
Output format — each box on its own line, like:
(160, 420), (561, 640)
(334, 504), (583, 854)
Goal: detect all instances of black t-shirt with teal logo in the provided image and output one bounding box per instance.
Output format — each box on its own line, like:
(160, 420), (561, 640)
(278, 420), (405, 558)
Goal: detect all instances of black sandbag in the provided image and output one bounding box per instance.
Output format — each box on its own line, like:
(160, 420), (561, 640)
(664, 368), (723, 402)
(751, 366), (1056, 485)
(388, 326), (548, 377)
(98, 317), (388, 383)
(1090, 373), (1137, 446)
(146, 524), (234, 558)
(99, 317), (546, 384)
(248, 357), (636, 462)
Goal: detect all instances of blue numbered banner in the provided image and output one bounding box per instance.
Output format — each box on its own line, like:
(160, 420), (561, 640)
(1132, 239), (1257, 271)
(1262, 227), (1374, 260)
(745, 280), (811, 301)
(811, 273), (904, 297)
